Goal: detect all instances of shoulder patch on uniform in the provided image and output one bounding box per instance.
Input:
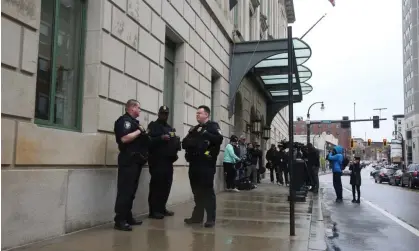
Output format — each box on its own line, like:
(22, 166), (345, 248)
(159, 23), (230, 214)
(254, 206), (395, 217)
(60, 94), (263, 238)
(124, 121), (131, 129)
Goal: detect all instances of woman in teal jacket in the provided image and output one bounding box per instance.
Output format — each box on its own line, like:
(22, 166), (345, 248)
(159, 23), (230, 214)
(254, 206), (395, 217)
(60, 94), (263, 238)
(224, 135), (241, 191)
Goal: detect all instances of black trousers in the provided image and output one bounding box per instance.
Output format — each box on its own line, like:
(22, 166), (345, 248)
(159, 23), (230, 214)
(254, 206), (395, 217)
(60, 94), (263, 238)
(269, 167), (278, 182)
(311, 166), (320, 190)
(277, 166), (289, 185)
(223, 162), (236, 189)
(148, 158), (174, 214)
(114, 153), (143, 223)
(189, 160), (216, 222)
(333, 172), (343, 200)
(352, 185), (360, 200)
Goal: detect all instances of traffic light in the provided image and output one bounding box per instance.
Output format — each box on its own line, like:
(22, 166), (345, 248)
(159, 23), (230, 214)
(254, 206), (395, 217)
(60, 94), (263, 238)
(350, 138), (354, 148)
(367, 139), (372, 146)
(373, 116), (380, 128)
(341, 116), (351, 129)
(383, 139), (387, 146)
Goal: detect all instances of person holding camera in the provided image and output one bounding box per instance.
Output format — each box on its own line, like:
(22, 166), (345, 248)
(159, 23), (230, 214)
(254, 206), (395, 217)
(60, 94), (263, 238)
(223, 135), (241, 192)
(306, 143), (320, 193)
(326, 146), (344, 202)
(349, 156), (362, 203)
(245, 143), (259, 187)
(266, 144), (278, 183)
(276, 144), (289, 186)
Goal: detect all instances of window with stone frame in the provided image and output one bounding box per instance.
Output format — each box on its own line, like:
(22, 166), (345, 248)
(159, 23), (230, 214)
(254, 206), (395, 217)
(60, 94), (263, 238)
(35, 0), (86, 131)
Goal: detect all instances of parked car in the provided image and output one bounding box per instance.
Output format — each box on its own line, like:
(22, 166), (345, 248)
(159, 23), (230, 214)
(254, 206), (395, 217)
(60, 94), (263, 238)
(375, 168), (396, 183)
(401, 163), (419, 188)
(370, 166), (383, 177)
(389, 169), (403, 186)
(342, 167), (351, 176)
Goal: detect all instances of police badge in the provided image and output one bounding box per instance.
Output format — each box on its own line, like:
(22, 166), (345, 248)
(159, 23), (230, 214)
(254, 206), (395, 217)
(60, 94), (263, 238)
(197, 127), (202, 132)
(124, 121), (131, 129)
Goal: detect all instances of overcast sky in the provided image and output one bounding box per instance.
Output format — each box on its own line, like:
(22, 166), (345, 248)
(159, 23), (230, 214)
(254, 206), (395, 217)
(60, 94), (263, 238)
(291, 0), (403, 142)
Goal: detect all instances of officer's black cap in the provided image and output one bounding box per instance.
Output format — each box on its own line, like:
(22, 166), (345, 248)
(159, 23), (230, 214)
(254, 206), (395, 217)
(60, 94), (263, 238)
(159, 105), (169, 114)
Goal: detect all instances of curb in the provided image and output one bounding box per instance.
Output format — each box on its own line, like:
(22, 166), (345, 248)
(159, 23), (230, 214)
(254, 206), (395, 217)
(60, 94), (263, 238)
(307, 192), (328, 251)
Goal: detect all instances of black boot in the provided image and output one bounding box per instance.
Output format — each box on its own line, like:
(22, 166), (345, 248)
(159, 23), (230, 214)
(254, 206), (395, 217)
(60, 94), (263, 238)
(148, 213), (165, 219)
(163, 210), (175, 216)
(114, 221), (132, 231)
(127, 218), (143, 225)
(204, 221), (215, 228)
(184, 217), (203, 225)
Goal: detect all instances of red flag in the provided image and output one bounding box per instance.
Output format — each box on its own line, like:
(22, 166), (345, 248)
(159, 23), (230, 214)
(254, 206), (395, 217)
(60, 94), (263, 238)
(329, 0), (335, 6)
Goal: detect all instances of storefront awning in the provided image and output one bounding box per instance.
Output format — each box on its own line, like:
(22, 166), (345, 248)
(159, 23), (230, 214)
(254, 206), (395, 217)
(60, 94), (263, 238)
(229, 38), (313, 126)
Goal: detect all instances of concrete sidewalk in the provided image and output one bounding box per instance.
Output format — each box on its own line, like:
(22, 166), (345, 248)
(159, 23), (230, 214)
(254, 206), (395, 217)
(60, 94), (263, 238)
(9, 181), (326, 251)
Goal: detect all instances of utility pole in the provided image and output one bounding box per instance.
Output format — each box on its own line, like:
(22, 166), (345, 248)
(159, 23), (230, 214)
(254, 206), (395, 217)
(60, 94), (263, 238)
(354, 102), (356, 120)
(373, 108), (387, 118)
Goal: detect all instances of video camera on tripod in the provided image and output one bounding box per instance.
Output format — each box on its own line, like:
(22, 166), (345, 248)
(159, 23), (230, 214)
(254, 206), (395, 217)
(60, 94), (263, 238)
(278, 140), (308, 158)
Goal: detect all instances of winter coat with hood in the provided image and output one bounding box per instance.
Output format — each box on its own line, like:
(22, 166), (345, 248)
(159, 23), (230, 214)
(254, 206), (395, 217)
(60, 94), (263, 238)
(327, 145), (344, 173)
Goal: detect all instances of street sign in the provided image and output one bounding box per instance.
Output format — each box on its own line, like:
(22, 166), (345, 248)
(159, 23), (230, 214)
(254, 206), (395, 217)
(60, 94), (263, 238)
(321, 120), (332, 124)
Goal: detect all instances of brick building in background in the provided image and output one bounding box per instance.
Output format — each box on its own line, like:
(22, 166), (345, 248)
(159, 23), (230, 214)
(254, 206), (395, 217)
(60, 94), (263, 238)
(294, 120), (352, 150)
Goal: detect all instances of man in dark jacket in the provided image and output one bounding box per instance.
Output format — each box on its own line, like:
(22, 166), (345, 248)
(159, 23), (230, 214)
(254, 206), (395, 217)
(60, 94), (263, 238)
(266, 144), (277, 183)
(276, 144), (288, 186)
(306, 143), (320, 192)
(254, 143), (263, 183)
(349, 157), (362, 203)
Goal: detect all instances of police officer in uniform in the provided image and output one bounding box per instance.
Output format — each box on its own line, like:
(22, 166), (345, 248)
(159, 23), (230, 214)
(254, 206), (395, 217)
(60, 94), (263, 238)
(113, 99), (150, 231)
(182, 105), (223, 228)
(147, 105), (181, 219)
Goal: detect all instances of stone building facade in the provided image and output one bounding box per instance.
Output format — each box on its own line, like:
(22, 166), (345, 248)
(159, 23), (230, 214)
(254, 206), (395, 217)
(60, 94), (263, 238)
(1, 0), (294, 248)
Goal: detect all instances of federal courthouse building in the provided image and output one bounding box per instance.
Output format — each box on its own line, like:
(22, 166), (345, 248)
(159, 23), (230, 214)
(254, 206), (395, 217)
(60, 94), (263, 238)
(1, 0), (313, 248)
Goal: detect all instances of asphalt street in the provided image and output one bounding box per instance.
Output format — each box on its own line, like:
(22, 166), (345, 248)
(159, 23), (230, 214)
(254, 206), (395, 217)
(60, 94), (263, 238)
(320, 166), (419, 251)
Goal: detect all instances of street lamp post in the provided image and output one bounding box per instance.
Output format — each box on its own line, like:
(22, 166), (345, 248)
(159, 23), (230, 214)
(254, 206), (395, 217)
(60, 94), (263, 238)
(312, 134), (321, 149)
(394, 131), (405, 168)
(306, 102), (325, 145)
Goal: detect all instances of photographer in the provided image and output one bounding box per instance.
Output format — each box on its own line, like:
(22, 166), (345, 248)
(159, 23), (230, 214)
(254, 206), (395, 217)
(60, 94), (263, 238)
(276, 144), (289, 186)
(266, 144), (277, 183)
(245, 143), (260, 187)
(306, 143), (320, 193)
(349, 157), (362, 203)
(326, 146), (344, 202)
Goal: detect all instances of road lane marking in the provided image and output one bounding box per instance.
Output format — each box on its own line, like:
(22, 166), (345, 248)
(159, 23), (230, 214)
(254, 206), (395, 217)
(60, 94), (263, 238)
(341, 186), (419, 237)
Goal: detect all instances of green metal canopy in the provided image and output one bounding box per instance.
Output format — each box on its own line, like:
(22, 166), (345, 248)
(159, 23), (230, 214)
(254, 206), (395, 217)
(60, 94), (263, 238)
(229, 38), (313, 126)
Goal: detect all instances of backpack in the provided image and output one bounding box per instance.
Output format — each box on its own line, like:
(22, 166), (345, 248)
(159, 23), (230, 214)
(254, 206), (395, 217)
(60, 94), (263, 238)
(341, 156), (350, 170)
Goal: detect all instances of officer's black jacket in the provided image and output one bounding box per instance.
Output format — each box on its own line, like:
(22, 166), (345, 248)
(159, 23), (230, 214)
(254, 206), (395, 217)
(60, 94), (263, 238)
(114, 113), (150, 158)
(306, 148), (320, 167)
(147, 119), (180, 158)
(276, 150), (288, 168)
(182, 120), (223, 161)
(266, 148), (276, 163)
